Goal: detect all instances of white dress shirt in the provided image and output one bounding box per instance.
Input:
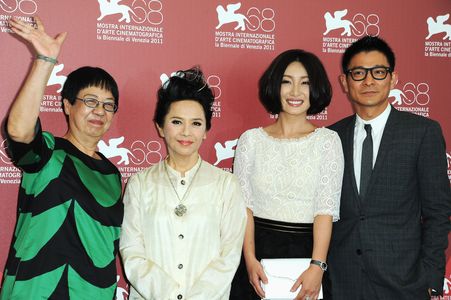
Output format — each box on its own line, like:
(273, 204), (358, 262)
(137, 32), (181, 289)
(353, 104), (391, 193)
(120, 158), (247, 300)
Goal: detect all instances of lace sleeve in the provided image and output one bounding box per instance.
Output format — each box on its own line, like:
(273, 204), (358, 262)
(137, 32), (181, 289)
(314, 131), (344, 221)
(233, 130), (255, 210)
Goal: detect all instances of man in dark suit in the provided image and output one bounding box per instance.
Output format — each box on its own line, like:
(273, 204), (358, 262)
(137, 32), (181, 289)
(325, 36), (451, 299)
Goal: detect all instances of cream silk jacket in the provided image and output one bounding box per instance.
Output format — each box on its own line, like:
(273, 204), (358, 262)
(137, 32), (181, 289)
(120, 160), (247, 300)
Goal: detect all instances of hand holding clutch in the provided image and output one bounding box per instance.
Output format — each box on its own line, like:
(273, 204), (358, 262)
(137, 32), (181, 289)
(260, 258), (323, 300)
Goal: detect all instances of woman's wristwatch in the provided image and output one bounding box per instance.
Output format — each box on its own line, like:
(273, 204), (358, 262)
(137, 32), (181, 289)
(310, 259), (328, 271)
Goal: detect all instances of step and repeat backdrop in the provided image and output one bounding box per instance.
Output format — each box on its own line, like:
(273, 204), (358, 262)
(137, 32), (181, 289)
(0, 0), (450, 298)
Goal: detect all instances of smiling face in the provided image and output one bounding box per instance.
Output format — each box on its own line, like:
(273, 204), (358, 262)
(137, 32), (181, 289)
(64, 86), (115, 141)
(340, 50), (398, 118)
(279, 61), (310, 118)
(157, 100), (207, 164)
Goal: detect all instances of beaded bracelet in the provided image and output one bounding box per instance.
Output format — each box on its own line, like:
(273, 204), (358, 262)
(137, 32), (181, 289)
(36, 54), (58, 65)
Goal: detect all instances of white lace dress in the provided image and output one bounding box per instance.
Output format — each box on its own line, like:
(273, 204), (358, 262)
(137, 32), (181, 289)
(234, 127), (344, 223)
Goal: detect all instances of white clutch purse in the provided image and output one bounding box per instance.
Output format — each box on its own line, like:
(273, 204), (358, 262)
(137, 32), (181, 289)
(260, 258), (323, 300)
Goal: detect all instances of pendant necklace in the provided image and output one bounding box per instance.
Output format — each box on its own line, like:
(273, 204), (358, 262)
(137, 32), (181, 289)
(164, 158), (202, 217)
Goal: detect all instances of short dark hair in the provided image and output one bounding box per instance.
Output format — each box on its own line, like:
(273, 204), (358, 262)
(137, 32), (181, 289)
(342, 36), (396, 73)
(259, 49), (332, 115)
(61, 66), (119, 111)
(154, 67), (214, 130)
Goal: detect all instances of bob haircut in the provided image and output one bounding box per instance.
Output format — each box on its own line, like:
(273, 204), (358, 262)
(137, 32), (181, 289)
(259, 49), (332, 115)
(61, 66), (119, 111)
(341, 35), (396, 73)
(154, 67), (214, 130)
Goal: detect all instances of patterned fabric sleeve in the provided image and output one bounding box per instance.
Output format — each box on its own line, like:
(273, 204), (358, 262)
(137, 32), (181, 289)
(120, 172), (178, 299)
(233, 129), (255, 210)
(6, 119), (53, 172)
(313, 131), (344, 221)
(186, 174), (246, 299)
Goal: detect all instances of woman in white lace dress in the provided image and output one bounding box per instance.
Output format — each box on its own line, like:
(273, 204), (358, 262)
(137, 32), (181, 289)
(230, 50), (344, 300)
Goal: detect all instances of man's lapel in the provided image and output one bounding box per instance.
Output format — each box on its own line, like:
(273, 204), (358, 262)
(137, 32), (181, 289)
(370, 107), (398, 183)
(344, 115), (361, 208)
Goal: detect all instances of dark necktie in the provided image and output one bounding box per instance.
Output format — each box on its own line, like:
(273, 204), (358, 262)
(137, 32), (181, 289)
(360, 124), (373, 197)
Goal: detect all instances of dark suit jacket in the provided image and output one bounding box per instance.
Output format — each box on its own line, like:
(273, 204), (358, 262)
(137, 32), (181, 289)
(326, 107), (451, 300)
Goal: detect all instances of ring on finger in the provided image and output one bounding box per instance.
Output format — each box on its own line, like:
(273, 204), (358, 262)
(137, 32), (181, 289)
(305, 296), (310, 300)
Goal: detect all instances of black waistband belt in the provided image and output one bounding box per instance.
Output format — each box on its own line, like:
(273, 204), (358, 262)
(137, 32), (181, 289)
(254, 216), (313, 234)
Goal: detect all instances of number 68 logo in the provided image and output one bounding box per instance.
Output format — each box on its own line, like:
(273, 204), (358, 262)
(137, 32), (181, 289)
(402, 82), (430, 106)
(352, 13), (380, 37)
(246, 7), (275, 32)
(131, 0), (163, 25)
(0, 0), (37, 14)
(390, 82), (430, 106)
(1, 139), (13, 165)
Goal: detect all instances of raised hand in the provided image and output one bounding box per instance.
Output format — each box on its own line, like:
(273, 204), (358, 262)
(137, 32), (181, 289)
(6, 16), (68, 143)
(8, 16), (67, 59)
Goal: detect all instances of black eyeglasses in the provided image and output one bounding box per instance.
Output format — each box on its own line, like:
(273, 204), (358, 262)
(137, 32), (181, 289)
(76, 97), (117, 113)
(346, 66), (392, 81)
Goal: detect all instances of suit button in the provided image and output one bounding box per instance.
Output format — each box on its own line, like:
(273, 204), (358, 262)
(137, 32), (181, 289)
(177, 295), (183, 299)
(178, 264), (183, 269)
(360, 215), (365, 221)
(356, 249), (362, 255)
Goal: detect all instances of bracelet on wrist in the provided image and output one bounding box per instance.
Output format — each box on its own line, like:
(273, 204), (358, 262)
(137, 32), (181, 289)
(36, 54), (58, 65)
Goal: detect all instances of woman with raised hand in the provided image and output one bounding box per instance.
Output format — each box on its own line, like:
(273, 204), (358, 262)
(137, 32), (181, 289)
(120, 67), (246, 300)
(231, 49), (344, 300)
(1, 17), (123, 299)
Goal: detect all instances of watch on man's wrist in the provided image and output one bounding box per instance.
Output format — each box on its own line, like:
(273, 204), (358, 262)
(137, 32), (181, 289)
(310, 259), (328, 271)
